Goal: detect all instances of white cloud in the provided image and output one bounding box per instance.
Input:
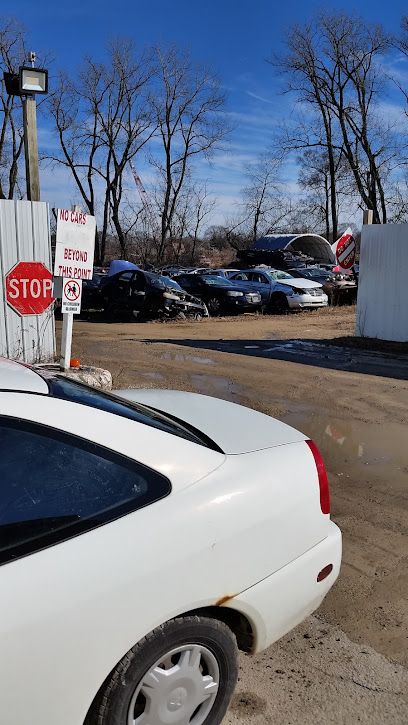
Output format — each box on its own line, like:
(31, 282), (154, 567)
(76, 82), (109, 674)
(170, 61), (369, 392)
(375, 100), (407, 132)
(246, 91), (275, 104)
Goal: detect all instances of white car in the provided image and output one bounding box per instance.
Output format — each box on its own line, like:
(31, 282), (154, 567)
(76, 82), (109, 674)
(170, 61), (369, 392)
(0, 359), (341, 725)
(229, 268), (329, 311)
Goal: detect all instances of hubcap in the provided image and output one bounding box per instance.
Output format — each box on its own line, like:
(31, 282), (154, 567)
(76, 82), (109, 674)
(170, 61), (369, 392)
(127, 644), (220, 725)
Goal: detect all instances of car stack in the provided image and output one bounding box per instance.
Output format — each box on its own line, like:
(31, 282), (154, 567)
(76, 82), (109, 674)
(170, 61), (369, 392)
(58, 256), (356, 323)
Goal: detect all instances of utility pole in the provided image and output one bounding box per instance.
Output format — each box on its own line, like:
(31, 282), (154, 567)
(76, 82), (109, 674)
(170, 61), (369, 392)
(23, 96), (40, 201)
(3, 50), (48, 202)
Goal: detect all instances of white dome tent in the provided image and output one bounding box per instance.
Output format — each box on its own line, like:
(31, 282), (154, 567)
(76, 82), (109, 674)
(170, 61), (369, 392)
(252, 233), (335, 265)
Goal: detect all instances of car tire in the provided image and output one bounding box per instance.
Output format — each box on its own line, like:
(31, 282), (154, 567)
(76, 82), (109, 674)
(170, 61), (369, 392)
(207, 297), (222, 315)
(86, 616), (238, 725)
(104, 301), (120, 321)
(269, 293), (289, 314)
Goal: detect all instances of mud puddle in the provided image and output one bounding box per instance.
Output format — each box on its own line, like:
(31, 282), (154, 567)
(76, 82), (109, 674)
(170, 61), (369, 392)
(159, 351), (216, 365)
(281, 403), (407, 482)
(189, 373), (245, 399)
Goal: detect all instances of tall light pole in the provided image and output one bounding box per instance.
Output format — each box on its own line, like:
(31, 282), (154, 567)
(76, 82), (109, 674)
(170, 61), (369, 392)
(3, 52), (48, 201)
(23, 96), (40, 201)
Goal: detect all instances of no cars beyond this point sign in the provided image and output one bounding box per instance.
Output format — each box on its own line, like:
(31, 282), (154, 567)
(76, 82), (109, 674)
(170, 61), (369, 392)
(54, 208), (96, 280)
(5, 261), (54, 316)
(62, 278), (82, 315)
(333, 227), (356, 270)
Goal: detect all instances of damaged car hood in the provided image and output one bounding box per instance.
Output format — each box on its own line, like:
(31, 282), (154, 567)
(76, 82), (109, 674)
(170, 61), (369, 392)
(280, 278), (323, 290)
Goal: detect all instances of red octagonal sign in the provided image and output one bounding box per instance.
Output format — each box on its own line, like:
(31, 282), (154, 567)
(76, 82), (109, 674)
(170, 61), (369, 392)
(6, 261), (54, 316)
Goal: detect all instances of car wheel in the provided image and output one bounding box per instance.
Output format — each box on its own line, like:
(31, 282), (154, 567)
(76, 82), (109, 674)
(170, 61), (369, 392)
(131, 309), (144, 321)
(104, 301), (120, 321)
(269, 293), (289, 314)
(86, 616), (238, 725)
(207, 297), (221, 315)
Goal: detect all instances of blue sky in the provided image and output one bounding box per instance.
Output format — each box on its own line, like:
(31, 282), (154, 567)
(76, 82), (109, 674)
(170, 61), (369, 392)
(3, 0), (408, 225)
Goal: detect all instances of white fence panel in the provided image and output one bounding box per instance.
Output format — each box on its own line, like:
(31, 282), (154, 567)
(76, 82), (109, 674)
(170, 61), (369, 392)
(0, 200), (55, 363)
(356, 224), (407, 342)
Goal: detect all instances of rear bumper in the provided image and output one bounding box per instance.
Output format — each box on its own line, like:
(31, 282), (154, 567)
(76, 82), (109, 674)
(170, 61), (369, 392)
(225, 520), (341, 653)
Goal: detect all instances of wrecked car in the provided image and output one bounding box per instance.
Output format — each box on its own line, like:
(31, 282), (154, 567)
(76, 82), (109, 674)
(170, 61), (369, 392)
(101, 269), (208, 320)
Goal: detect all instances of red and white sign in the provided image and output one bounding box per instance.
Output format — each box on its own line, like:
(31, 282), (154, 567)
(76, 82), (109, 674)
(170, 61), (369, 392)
(54, 208), (96, 280)
(5, 261), (54, 316)
(331, 227), (356, 270)
(62, 278), (82, 315)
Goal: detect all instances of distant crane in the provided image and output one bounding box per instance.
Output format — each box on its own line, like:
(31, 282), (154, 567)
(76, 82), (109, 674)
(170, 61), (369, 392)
(128, 159), (158, 237)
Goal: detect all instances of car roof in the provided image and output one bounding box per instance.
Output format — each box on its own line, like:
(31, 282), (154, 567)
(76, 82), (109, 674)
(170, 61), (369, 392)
(0, 358), (49, 394)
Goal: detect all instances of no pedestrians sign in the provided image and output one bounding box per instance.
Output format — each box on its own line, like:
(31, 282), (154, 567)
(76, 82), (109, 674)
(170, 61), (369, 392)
(62, 278), (82, 314)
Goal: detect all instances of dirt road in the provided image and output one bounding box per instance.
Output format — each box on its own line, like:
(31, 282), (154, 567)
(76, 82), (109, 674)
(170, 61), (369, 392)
(70, 306), (408, 723)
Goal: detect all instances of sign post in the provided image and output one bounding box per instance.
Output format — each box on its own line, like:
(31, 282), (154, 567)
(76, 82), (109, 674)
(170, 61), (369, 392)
(54, 208), (95, 371)
(60, 309), (74, 371)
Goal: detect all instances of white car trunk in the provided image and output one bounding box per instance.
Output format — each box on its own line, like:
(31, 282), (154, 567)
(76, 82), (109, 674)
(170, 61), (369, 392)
(115, 389), (306, 454)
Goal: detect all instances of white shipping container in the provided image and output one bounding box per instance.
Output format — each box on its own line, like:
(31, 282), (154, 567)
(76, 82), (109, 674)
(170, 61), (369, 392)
(356, 224), (407, 342)
(0, 200), (55, 363)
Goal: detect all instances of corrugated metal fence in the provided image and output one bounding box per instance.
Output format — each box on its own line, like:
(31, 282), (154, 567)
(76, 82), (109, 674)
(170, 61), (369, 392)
(356, 224), (407, 342)
(0, 200), (55, 363)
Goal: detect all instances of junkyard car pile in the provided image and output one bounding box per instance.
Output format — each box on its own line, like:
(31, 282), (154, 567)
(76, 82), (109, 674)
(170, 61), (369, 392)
(76, 257), (356, 321)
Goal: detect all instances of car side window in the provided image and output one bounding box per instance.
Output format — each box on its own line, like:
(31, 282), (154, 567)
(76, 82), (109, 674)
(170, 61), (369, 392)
(178, 276), (191, 288)
(118, 272), (133, 282)
(132, 272), (146, 290)
(0, 418), (171, 566)
(232, 273), (248, 281)
(248, 273), (265, 283)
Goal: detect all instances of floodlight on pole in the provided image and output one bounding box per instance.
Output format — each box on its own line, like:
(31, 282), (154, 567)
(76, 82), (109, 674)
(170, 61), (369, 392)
(2, 51), (48, 201)
(19, 67), (48, 95)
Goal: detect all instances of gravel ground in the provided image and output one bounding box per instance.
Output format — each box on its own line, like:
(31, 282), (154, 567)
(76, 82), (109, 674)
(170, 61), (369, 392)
(66, 305), (408, 724)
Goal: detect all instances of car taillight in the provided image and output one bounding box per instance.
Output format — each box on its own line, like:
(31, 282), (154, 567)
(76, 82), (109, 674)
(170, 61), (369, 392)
(306, 439), (330, 514)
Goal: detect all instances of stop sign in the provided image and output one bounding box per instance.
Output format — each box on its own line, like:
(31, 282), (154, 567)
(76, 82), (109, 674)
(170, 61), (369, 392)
(334, 231), (356, 270)
(5, 261), (54, 316)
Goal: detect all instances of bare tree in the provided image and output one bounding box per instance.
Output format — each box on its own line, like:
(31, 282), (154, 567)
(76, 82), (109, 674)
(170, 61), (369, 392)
(274, 24), (343, 239)
(393, 17), (408, 108)
(276, 13), (393, 227)
(186, 183), (215, 263)
(321, 13), (391, 223)
(241, 154), (290, 240)
(149, 46), (228, 263)
(48, 72), (104, 259)
(48, 41), (154, 263)
(298, 148), (353, 240)
(0, 19), (26, 199)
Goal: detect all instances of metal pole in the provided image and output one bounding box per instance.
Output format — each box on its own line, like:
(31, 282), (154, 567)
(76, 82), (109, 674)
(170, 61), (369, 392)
(22, 96), (40, 201)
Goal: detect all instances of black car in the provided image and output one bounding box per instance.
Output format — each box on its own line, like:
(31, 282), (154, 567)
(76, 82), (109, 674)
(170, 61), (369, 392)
(176, 274), (262, 315)
(81, 273), (107, 311)
(101, 270), (207, 320)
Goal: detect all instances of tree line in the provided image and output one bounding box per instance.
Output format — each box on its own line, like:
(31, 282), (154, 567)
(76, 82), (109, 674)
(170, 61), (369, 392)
(1, 12), (408, 265)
